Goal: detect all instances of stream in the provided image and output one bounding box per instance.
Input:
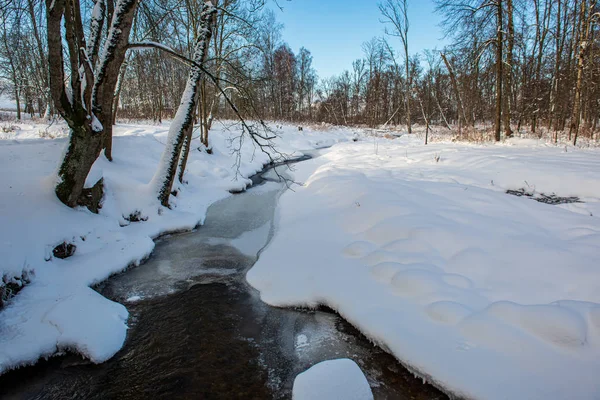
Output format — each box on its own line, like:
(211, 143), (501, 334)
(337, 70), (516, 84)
(0, 151), (446, 400)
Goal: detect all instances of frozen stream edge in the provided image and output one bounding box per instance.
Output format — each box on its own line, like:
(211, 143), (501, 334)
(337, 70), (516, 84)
(0, 150), (445, 400)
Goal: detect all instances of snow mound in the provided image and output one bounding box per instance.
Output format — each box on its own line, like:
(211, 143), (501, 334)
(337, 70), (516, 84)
(342, 241), (376, 258)
(43, 287), (128, 362)
(426, 301), (472, 324)
(0, 286), (127, 371)
(292, 358), (373, 400)
(391, 269), (443, 296)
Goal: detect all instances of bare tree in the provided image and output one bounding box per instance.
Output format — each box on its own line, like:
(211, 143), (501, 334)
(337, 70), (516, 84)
(48, 0), (137, 208)
(140, 2), (218, 207)
(494, 0), (503, 141)
(380, 0), (412, 133)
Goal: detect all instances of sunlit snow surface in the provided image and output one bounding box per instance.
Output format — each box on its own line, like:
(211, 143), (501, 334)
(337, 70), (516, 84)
(293, 358), (374, 400)
(248, 138), (600, 400)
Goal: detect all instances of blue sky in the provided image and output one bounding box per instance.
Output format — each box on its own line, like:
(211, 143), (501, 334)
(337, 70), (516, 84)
(270, 0), (447, 78)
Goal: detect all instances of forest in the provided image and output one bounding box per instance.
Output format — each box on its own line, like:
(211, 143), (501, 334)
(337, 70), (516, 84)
(2, 0), (599, 143)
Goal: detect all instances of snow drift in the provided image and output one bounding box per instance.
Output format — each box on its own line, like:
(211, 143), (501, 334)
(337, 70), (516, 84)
(248, 136), (600, 399)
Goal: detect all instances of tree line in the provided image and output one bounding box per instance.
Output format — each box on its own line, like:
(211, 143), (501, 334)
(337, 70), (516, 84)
(317, 0), (599, 145)
(3, 0), (599, 143)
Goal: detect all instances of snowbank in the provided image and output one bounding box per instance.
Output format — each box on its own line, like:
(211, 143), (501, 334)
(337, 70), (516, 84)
(0, 120), (356, 374)
(292, 358), (373, 400)
(248, 136), (600, 399)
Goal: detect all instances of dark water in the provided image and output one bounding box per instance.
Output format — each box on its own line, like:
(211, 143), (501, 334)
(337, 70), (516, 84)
(0, 159), (446, 400)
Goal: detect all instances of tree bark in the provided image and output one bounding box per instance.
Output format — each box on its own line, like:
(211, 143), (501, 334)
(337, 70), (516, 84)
(152, 1), (217, 207)
(93, 0), (137, 161)
(494, 0), (504, 142)
(548, 0), (564, 134)
(50, 0), (138, 208)
(112, 58), (128, 124)
(503, 0), (514, 137)
(570, 0), (592, 145)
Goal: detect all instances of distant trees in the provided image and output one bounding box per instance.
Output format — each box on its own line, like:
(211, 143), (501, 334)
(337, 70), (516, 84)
(273, 44), (297, 119)
(1, 0), (598, 153)
(0, 0), (50, 120)
(311, 0), (600, 142)
(434, 0), (600, 142)
(109, 1), (319, 125)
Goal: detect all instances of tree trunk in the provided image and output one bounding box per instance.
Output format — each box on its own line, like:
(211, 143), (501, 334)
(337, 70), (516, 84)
(531, 0), (550, 134)
(27, 0), (52, 119)
(418, 94), (429, 145)
(405, 58), (412, 133)
(178, 125), (194, 184)
(56, 124), (105, 206)
(112, 58), (128, 124)
(494, 0), (504, 142)
(49, 0), (138, 208)
(441, 53), (469, 131)
(152, 1), (217, 207)
(570, 0), (591, 145)
(14, 88), (21, 121)
(94, 1), (137, 162)
(503, 0), (514, 137)
(548, 0), (563, 132)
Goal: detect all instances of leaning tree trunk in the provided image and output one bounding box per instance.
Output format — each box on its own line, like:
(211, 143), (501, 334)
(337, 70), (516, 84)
(151, 1), (217, 207)
(177, 125), (194, 184)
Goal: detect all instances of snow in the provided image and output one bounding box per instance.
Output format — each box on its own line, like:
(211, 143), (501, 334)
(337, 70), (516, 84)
(292, 358), (373, 400)
(0, 120), (356, 374)
(247, 135), (600, 399)
(0, 94), (18, 111)
(87, 0), (105, 58)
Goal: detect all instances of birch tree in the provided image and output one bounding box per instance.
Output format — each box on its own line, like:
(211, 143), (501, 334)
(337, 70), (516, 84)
(380, 0), (412, 133)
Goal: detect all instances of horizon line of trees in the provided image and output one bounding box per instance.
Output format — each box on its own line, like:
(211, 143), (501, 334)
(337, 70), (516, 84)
(1, 0), (599, 147)
(314, 0), (599, 145)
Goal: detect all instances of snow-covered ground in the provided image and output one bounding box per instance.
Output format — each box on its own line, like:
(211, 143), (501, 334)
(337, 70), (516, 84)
(292, 358), (373, 400)
(248, 136), (600, 399)
(0, 120), (356, 374)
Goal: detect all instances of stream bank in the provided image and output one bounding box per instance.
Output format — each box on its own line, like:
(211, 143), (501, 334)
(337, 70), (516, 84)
(0, 152), (445, 400)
